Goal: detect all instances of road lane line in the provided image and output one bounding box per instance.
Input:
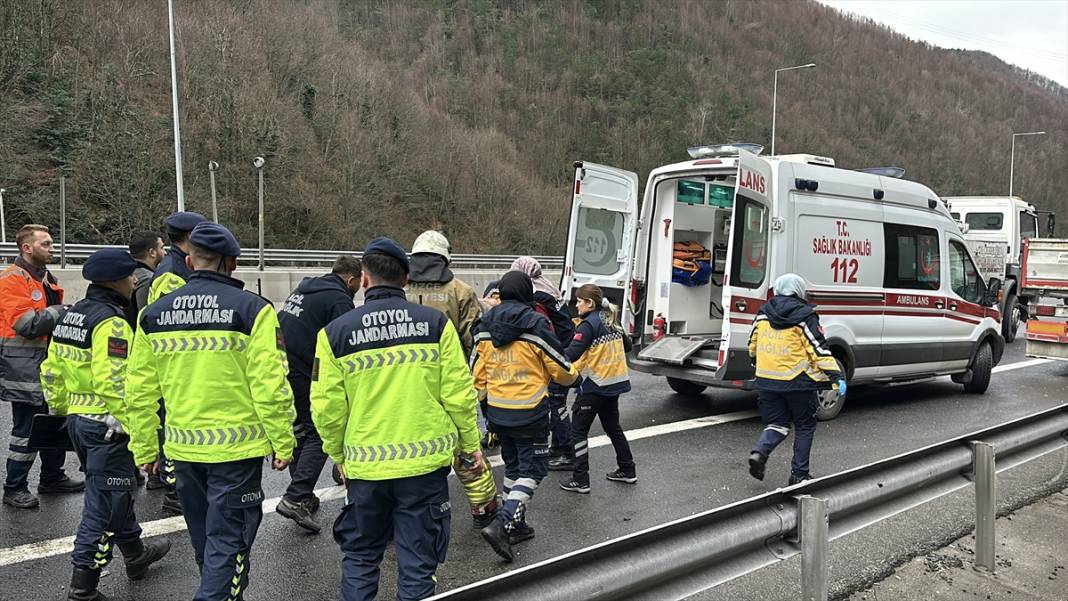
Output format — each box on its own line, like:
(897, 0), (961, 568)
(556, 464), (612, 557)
(0, 410), (758, 566)
(0, 358), (1049, 566)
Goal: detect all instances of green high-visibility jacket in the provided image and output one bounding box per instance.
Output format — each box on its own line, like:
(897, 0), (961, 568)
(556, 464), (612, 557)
(125, 271), (296, 466)
(146, 246), (191, 305)
(311, 286), (481, 481)
(40, 285), (134, 423)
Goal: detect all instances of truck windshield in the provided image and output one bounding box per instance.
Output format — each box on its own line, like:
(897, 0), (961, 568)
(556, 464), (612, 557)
(1020, 212), (1037, 238)
(965, 212), (1004, 231)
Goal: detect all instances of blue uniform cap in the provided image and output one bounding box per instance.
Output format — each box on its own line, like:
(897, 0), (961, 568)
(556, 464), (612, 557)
(189, 222), (241, 257)
(364, 237), (410, 273)
(164, 211), (208, 232)
(82, 249), (139, 282)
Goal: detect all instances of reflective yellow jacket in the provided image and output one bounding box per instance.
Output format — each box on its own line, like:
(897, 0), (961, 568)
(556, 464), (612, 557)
(747, 296), (841, 391)
(41, 286), (133, 423)
(125, 271), (296, 465)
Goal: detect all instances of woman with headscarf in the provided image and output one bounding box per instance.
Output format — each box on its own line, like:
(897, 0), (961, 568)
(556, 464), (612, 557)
(509, 257), (577, 467)
(470, 271), (577, 562)
(746, 273), (845, 486)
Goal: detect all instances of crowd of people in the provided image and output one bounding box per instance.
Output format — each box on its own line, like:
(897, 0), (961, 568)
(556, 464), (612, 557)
(0, 215), (638, 601)
(1, 212), (843, 601)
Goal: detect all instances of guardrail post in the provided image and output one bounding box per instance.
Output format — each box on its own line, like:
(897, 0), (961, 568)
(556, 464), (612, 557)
(800, 495), (829, 601)
(972, 441), (996, 572)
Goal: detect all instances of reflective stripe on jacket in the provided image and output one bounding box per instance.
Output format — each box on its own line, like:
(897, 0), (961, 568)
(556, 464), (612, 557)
(311, 286), (482, 481)
(125, 270), (296, 465)
(41, 285), (132, 424)
(0, 260), (65, 405)
(566, 310), (631, 396)
(747, 310), (841, 391)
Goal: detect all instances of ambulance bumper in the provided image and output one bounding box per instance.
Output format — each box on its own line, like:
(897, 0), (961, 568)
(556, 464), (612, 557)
(627, 355), (756, 389)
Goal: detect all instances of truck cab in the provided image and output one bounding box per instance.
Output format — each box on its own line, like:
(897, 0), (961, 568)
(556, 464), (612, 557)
(562, 146), (1004, 420)
(946, 196), (1040, 342)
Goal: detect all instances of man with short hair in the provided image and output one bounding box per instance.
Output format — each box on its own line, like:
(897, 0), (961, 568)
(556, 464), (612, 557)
(1, 224), (83, 509)
(146, 211), (207, 510)
(127, 231), (166, 325)
(275, 255), (361, 533)
(41, 249), (172, 600)
(312, 238), (482, 601)
(126, 222), (296, 601)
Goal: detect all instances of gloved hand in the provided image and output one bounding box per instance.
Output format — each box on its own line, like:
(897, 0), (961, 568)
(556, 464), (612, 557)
(837, 379), (847, 398)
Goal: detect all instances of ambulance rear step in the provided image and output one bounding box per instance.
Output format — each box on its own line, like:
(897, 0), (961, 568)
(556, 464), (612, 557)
(637, 336), (719, 366)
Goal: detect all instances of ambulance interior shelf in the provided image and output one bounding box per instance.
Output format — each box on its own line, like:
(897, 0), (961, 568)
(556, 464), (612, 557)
(660, 177), (733, 336)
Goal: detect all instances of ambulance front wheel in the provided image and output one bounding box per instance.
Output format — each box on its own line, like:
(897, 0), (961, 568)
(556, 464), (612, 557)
(666, 377), (707, 396)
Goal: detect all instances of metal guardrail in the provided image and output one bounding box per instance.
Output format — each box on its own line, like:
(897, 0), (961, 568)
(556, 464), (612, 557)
(0, 242), (564, 270)
(430, 404), (1068, 601)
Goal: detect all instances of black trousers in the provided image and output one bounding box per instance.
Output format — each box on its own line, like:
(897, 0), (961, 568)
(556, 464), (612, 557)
(570, 394), (634, 485)
(285, 375), (328, 502)
(5, 402), (67, 493)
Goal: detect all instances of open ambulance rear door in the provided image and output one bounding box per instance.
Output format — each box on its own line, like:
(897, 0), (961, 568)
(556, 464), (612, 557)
(719, 149), (774, 379)
(561, 162), (640, 333)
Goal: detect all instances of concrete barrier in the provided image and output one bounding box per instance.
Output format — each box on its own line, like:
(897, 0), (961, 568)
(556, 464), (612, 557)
(46, 267), (563, 307)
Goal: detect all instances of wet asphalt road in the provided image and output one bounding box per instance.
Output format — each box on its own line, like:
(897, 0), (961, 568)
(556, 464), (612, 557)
(1, 343), (1066, 601)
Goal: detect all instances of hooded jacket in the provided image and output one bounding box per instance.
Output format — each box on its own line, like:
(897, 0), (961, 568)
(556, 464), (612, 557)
(471, 300), (577, 430)
(747, 295), (841, 391)
(407, 253), (481, 357)
(482, 279), (574, 347)
(278, 273), (355, 387)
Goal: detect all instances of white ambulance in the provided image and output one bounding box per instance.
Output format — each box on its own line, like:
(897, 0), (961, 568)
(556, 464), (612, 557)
(561, 145), (1004, 419)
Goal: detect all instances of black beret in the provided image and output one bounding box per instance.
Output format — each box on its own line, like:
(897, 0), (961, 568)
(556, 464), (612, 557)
(189, 223), (241, 257)
(364, 237), (410, 273)
(164, 211), (208, 232)
(82, 249), (139, 283)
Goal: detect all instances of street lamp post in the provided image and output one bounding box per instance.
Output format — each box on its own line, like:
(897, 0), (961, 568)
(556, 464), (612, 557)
(208, 161), (219, 221)
(0, 188), (6, 245)
(1009, 131), (1046, 197)
(253, 157), (265, 272)
(167, 0), (185, 211)
(771, 63), (816, 156)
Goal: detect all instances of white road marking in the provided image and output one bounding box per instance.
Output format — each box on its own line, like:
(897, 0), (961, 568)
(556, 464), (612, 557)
(0, 358), (1050, 567)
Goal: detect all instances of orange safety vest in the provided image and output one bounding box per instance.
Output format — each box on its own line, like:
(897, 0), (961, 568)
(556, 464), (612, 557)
(0, 261), (65, 404)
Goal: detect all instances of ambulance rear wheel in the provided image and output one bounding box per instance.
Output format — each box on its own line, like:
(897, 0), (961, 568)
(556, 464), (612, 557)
(666, 377), (707, 396)
(815, 387), (845, 421)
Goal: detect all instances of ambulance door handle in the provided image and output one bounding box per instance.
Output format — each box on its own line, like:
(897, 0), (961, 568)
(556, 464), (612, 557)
(934, 299), (945, 310)
(735, 299), (748, 313)
(948, 302), (958, 311)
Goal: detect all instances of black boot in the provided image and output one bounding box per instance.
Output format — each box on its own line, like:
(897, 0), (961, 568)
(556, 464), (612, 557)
(121, 538), (172, 581)
(480, 518), (514, 562)
(69, 567), (109, 601)
(748, 451), (767, 481)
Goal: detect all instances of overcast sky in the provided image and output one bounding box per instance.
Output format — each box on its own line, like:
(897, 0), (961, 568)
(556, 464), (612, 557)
(817, 0), (1068, 87)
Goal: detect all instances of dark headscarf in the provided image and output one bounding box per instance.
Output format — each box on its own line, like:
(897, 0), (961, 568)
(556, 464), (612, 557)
(497, 271), (534, 304)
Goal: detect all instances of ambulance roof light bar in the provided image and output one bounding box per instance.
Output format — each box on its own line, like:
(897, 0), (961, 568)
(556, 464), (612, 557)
(687, 143), (764, 159)
(857, 166), (906, 178)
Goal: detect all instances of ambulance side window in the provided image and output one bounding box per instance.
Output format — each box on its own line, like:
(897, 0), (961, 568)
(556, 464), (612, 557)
(949, 240), (982, 303)
(730, 196), (768, 288)
(883, 224), (940, 290)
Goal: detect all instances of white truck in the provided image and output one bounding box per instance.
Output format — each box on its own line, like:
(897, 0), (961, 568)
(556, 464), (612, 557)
(945, 196), (1055, 342)
(1021, 238), (1068, 361)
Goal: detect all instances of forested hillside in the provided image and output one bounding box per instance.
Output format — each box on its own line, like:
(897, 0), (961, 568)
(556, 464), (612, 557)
(1, 0), (1065, 253)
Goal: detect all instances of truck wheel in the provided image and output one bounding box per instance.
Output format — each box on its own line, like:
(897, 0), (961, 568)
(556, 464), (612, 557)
(1001, 293), (1020, 343)
(963, 342), (993, 394)
(666, 377), (707, 396)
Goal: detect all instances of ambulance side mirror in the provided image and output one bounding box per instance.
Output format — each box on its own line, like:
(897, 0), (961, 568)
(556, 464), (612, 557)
(983, 277), (1002, 308)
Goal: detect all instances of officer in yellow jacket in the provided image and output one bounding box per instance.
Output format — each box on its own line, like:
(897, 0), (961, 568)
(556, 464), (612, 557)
(125, 223), (296, 601)
(41, 249), (172, 601)
(311, 238), (482, 601)
(747, 273), (844, 486)
(471, 271), (577, 562)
